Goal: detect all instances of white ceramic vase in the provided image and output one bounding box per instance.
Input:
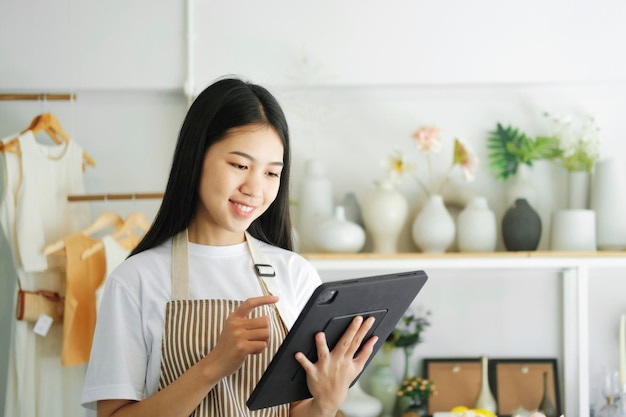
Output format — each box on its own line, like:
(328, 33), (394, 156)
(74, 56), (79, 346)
(312, 206), (366, 253)
(473, 356), (497, 413)
(567, 170), (591, 209)
(507, 164), (538, 209)
(340, 379), (382, 417)
(550, 209), (596, 251)
(362, 180), (409, 254)
(297, 159), (334, 252)
(457, 197), (497, 253)
(412, 194), (455, 254)
(590, 158), (626, 250)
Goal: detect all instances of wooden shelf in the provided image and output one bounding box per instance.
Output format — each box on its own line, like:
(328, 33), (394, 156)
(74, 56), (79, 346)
(301, 250), (626, 260)
(302, 251), (626, 272)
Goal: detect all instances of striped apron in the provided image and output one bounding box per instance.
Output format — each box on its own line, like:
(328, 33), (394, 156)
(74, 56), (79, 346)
(158, 230), (290, 417)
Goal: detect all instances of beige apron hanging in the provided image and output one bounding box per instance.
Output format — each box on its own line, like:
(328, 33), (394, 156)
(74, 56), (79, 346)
(159, 230), (289, 417)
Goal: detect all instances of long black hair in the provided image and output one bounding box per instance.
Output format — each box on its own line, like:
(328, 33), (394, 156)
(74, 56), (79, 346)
(130, 77), (293, 256)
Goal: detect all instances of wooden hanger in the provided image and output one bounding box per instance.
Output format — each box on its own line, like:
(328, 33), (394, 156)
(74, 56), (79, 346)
(43, 211), (125, 255)
(0, 113), (96, 168)
(81, 212), (151, 260)
(28, 113), (66, 144)
(0, 113), (63, 153)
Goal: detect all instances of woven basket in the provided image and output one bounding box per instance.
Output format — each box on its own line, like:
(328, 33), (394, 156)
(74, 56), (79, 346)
(16, 289), (64, 323)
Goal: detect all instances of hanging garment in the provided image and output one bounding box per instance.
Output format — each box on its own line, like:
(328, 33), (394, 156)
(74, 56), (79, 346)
(1, 130), (90, 417)
(62, 233), (106, 366)
(61, 231), (140, 365)
(0, 145), (19, 417)
(159, 230), (289, 417)
(15, 130), (90, 272)
(95, 234), (139, 311)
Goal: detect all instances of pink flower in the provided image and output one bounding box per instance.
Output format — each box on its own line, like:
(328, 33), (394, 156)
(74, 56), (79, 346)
(453, 138), (479, 181)
(412, 126), (442, 154)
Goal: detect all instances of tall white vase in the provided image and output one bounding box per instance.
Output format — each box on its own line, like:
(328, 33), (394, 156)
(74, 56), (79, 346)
(567, 170), (591, 209)
(297, 159), (334, 252)
(507, 164), (538, 209)
(412, 194), (455, 254)
(457, 197), (497, 253)
(361, 180), (409, 254)
(590, 158), (626, 250)
(473, 356), (497, 413)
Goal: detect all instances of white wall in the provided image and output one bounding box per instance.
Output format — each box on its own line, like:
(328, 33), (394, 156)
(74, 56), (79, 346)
(2, 1), (626, 414)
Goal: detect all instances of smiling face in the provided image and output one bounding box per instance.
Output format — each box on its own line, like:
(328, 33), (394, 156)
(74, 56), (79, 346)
(187, 124), (284, 246)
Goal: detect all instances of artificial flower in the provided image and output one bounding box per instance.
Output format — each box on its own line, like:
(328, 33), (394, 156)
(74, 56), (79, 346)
(379, 127), (478, 193)
(384, 305), (431, 349)
(454, 137), (479, 181)
(412, 125), (442, 154)
(380, 148), (414, 186)
(397, 376), (436, 403)
(410, 125), (479, 195)
(544, 112), (600, 172)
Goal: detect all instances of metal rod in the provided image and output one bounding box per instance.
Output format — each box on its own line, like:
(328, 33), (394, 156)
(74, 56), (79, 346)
(0, 93), (77, 101)
(67, 192), (163, 202)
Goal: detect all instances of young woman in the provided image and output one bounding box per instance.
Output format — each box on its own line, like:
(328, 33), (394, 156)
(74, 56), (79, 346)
(81, 77), (377, 417)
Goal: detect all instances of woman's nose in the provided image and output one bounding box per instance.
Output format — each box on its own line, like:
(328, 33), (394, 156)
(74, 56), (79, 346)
(240, 172), (264, 197)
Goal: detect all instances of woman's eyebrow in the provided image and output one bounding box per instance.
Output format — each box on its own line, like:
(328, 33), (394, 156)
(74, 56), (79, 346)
(229, 151), (283, 166)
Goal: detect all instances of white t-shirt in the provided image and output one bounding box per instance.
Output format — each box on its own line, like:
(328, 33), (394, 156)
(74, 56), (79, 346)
(81, 236), (321, 410)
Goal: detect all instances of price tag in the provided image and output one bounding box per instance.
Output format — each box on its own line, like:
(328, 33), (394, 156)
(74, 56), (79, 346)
(33, 314), (54, 336)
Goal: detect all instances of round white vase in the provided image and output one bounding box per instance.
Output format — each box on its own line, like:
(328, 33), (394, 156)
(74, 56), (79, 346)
(590, 158), (626, 250)
(412, 194), (455, 254)
(297, 159), (334, 252)
(457, 197), (497, 253)
(550, 209), (596, 251)
(340, 379), (382, 417)
(361, 180), (409, 254)
(312, 206), (366, 253)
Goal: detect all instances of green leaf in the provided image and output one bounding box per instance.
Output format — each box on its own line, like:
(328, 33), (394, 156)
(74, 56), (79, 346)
(487, 123), (560, 180)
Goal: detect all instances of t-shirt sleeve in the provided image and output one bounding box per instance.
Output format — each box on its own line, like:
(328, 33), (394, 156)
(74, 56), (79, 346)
(295, 261), (322, 312)
(81, 273), (148, 410)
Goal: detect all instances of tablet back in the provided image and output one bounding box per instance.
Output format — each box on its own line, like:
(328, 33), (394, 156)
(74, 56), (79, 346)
(247, 269), (428, 410)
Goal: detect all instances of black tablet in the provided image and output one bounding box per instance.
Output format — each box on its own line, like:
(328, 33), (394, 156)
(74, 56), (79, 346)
(247, 269), (428, 410)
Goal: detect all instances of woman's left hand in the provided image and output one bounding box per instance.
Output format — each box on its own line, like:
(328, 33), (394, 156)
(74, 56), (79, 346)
(294, 316), (378, 415)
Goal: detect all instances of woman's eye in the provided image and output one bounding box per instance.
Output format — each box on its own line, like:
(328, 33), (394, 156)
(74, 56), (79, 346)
(267, 171), (280, 178)
(231, 163), (247, 170)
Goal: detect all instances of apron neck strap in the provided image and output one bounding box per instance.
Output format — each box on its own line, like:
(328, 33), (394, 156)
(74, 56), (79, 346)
(170, 230), (288, 324)
(245, 232), (289, 323)
(244, 231), (275, 278)
(171, 230), (189, 300)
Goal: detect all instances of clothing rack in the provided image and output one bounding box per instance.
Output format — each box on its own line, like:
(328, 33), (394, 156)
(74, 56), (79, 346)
(67, 193), (164, 202)
(0, 93), (77, 101)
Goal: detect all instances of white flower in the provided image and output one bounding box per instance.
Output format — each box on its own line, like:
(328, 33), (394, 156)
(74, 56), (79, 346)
(545, 111), (600, 172)
(380, 148), (414, 186)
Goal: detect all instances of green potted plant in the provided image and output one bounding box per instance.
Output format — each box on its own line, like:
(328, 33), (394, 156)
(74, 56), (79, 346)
(543, 112), (601, 209)
(487, 122), (560, 180)
(396, 376), (436, 417)
(382, 306), (431, 379)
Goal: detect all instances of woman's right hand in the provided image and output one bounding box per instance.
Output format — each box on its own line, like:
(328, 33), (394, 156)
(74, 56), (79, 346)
(206, 295), (279, 378)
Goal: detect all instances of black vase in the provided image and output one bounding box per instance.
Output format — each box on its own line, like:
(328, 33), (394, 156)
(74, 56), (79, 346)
(502, 198), (542, 251)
